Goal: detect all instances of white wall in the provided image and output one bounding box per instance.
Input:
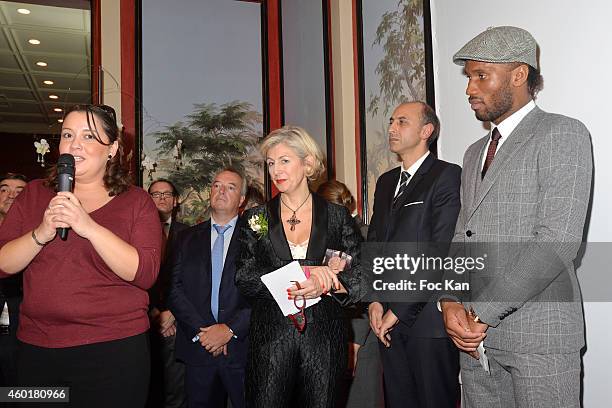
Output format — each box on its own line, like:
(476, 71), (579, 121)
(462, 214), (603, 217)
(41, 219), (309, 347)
(431, 1), (612, 406)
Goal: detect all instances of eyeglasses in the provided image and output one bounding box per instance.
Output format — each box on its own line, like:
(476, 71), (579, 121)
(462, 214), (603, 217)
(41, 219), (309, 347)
(288, 280), (306, 333)
(150, 192), (175, 199)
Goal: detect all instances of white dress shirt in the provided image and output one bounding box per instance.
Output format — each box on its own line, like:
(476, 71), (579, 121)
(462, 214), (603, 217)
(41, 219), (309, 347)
(393, 151), (431, 197)
(210, 215), (238, 265)
(480, 100), (536, 168)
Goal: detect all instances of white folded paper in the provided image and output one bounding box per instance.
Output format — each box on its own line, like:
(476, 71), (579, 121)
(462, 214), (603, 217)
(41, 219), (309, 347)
(260, 261), (321, 316)
(477, 341), (490, 373)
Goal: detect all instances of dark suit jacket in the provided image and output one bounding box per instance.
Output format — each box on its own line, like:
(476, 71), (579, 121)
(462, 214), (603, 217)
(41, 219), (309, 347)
(168, 218), (250, 367)
(368, 154), (461, 337)
(149, 220), (189, 311)
(236, 193), (364, 327)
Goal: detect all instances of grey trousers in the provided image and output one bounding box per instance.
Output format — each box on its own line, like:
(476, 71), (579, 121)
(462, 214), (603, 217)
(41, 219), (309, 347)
(460, 348), (581, 408)
(345, 330), (384, 408)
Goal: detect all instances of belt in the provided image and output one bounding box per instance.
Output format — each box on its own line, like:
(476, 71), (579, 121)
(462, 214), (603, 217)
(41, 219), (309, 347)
(0, 325), (9, 335)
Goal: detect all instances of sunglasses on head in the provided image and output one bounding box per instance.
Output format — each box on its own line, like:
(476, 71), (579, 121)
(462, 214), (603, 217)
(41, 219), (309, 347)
(87, 104), (117, 123)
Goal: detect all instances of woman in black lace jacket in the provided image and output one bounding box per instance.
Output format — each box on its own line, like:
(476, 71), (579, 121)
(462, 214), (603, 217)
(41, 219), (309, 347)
(236, 126), (364, 407)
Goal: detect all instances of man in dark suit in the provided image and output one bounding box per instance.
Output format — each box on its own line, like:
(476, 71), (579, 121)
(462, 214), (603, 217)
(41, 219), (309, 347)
(169, 168), (250, 408)
(0, 172), (27, 387)
(367, 102), (461, 408)
(148, 179), (189, 408)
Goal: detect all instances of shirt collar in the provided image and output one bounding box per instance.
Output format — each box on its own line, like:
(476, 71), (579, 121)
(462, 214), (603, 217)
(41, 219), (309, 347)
(210, 214), (238, 229)
(401, 150), (430, 176)
(494, 100), (536, 139)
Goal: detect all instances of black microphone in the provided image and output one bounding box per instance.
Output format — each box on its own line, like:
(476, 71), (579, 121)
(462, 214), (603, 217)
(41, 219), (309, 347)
(57, 153), (75, 241)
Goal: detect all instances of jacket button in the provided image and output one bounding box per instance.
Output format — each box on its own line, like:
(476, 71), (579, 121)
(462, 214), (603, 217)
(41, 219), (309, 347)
(466, 230), (473, 237)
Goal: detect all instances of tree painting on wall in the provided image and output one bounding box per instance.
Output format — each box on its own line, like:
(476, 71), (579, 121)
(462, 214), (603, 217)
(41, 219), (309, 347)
(140, 0), (264, 225)
(145, 101), (264, 225)
(360, 0), (430, 220)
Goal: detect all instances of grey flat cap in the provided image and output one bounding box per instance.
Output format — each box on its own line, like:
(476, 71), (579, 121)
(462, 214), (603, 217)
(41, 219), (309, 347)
(453, 26), (537, 69)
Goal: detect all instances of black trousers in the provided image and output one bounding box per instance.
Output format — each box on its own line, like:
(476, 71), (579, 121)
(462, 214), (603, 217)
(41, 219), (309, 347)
(185, 362), (245, 408)
(18, 332), (150, 408)
(148, 333), (186, 408)
(246, 319), (346, 408)
(380, 334), (460, 408)
(0, 325), (18, 386)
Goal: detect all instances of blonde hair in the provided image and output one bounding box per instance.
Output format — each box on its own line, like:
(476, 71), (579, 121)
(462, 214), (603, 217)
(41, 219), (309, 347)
(259, 125), (326, 181)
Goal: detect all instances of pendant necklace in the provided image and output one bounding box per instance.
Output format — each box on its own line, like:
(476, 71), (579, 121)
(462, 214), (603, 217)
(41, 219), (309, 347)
(280, 192), (311, 231)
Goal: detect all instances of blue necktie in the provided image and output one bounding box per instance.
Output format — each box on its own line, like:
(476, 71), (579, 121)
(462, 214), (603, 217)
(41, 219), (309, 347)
(211, 224), (231, 321)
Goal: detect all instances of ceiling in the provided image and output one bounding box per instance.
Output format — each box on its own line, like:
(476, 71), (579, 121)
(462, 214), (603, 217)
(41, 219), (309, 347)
(0, 1), (91, 134)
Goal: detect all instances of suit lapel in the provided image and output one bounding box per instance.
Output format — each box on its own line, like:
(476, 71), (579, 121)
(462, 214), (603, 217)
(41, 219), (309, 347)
(195, 221), (212, 299)
(267, 192), (328, 262)
(167, 221), (183, 247)
(379, 167), (401, 241)
(218, 217), (241, 300)
(267, 195), (293, 261)
(392, 154), (435, 210)
(386, 155), (435, 240)
(465, 137), (489, 214)
(306, 193), (327, 262)
(468, 107), (545, 220)
(385, 167), (402, 212)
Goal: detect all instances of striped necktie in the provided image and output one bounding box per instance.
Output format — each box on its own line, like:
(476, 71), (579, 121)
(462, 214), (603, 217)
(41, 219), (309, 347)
(392, 171), (411, 208)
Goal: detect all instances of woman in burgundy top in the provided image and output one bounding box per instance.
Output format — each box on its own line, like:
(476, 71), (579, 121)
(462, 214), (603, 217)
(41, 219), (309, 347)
(0, 104), (161, 407)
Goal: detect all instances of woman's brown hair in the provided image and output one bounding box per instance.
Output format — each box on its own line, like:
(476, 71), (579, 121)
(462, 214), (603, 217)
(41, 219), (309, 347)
(45, 104), (131, 196)
(316, 180), (356, 213)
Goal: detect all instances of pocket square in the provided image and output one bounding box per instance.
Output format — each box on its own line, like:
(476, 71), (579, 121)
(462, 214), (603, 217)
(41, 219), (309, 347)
(404, 201), (424, 207)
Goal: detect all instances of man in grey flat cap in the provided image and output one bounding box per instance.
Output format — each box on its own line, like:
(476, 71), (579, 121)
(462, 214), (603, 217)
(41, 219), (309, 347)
(440, 26), (592, 408)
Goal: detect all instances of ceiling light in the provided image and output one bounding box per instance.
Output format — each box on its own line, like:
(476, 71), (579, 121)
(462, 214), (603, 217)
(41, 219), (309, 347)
(28, 39), (40, 45)
(53, 108), (63, 112)
(49, 95), (59, 100)
(58, 119), (63, 123)
(43, 80), (54, 85)
(36, 61), (47, 67)
(17, 8), (30, 15)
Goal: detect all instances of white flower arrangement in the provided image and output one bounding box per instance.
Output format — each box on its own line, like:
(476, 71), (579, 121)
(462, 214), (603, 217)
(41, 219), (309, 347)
(34, 139), (50, 166)
(248, 213), (268, 239)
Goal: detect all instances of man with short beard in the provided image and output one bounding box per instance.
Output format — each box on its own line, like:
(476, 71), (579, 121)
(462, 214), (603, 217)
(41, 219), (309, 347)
(440, 27), (592, 408)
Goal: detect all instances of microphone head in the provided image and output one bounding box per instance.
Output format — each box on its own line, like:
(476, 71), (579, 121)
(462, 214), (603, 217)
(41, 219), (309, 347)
(57, 154), (75, 175)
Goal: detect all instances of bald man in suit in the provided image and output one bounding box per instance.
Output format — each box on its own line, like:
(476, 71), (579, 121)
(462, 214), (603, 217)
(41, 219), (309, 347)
(368, 102), (461, 408)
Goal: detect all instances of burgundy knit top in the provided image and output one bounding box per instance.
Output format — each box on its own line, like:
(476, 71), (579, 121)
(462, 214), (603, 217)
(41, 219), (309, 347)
(0, 180), (162, 348)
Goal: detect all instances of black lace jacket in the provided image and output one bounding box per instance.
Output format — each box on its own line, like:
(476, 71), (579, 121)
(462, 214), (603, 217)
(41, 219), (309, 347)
(235, 193), (364, 325)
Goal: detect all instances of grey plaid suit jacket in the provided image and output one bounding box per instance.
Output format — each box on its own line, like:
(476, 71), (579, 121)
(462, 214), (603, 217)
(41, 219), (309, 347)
(453, 106), (592, 354)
